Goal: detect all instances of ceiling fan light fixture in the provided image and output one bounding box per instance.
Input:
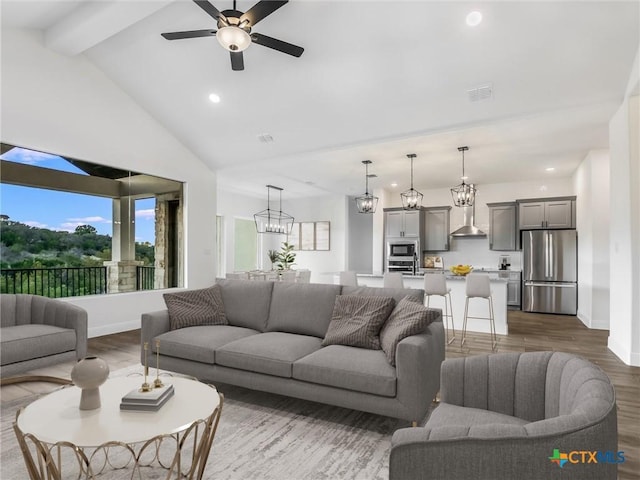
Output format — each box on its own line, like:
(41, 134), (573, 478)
(450, 146), (477, 207)
(355, 160), (379, 214)
(400, 153), (423, 210)
(216, 25), (251, 52)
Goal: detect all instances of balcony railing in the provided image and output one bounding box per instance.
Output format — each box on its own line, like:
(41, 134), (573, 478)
(136, 266), (155, 291)
(0, 267), (108, 298)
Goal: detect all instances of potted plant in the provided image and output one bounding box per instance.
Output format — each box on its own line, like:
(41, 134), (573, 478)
(267, 250), (279, 271)
(276, 242), (296, 270)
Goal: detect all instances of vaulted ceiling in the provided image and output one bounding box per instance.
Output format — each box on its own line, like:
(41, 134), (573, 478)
(2, 1), (639, 198)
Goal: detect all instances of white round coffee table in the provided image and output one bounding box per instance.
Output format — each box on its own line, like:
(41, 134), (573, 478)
(16, 375), (222, 478)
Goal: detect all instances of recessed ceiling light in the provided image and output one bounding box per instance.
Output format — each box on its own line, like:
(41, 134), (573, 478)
(466, 11), (482, 27)
(208, 93), (221, 103)
(545, 167), (555, 172)
(390, 182), (398, 188)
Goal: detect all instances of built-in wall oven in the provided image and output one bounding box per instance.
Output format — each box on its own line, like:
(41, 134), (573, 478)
(386, 241), (419, 274)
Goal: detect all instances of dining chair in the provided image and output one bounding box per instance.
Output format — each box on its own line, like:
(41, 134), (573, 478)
(279, 270), (297, 282)
(226, 272), (249, 280)
(383, 272), (405, 289)
(248, 271), (266, 281)
(296, 269), (311, 283)
(264, 272), (279, 281)
(338, 271), (358, 286)
(462, 273), (497, 351)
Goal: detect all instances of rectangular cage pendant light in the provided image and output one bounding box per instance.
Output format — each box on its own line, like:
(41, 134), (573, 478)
(254, 185), (294, 234)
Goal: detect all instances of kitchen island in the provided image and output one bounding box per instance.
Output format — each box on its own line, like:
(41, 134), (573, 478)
(354, 273), (508, 335)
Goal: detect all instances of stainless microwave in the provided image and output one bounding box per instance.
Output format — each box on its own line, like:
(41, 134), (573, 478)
(388, 242), (417, 257)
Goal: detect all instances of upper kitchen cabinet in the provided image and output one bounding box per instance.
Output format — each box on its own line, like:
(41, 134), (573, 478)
(423, 206), (451, 251)
(517, 197), (576, 229)
(385, 208), (422, 238)
(487, 202), (517, 251)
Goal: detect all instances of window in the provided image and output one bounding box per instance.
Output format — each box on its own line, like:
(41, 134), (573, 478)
(233, 218), (257, 272)
(288, 221), (330, 251)
(0, 143), (183, 297)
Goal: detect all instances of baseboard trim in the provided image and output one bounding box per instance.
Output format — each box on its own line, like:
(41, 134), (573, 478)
(577, 311), (610, 330)
(608, 337), (640, 366)
(89, 320), (139, 338)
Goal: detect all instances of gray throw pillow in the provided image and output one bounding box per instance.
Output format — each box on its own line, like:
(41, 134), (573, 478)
(322, 295), (395, 349)
(164, 285), (227, 330)
(380, 296), (436, 365)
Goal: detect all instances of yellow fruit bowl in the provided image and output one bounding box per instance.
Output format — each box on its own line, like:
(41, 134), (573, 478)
(450, 264), (473, 276)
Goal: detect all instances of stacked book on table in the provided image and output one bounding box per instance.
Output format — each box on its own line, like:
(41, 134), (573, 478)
(120, 384), (174, 412)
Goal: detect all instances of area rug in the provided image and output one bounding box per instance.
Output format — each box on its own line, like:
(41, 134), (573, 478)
(1, 366), (435, 479)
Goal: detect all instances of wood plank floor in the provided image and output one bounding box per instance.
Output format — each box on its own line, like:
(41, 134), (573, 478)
(2, 312), (638, 479)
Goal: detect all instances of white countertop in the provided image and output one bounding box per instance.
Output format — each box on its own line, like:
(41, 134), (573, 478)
(357, 272), (511, 282)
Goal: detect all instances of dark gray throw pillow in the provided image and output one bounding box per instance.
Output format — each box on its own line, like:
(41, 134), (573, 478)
(380, 296), (436, 365)
(322, 295), (395, 349)
(164, 285), (227, 330)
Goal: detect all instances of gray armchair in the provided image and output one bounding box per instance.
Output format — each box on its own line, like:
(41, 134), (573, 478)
(1, 294), (88, 377)
(390, 351), (617, 480)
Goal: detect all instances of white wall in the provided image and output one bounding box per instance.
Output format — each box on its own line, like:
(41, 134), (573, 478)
(216, 189), (348, 283)
(574, 150), (610, 329)
(608, 95), (639, 366)
(607, 41), (640, 365)
(1, 29), (217, 337)
(282, 194), (348, 284)
(216, 188), (280, 274)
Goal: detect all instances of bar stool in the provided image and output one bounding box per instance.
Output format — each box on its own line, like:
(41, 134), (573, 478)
(339, 271), (358, 286)
(383, 272), (404, 289)
(424, 273), (455, 345)
(462, 273), (497, 351)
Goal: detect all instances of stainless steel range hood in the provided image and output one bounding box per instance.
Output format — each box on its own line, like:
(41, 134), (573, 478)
(450, 205), (486, 237)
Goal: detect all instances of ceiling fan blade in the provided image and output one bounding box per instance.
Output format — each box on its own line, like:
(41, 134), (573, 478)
(230, 51), (245, 71)
(240, 1), (288, 27)
(161, 29), (217, 40)
(251, 32), (303, 57)
(193, 0), (227, 24)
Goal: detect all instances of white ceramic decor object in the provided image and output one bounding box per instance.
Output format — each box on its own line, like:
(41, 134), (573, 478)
(71, 356), (110, 410)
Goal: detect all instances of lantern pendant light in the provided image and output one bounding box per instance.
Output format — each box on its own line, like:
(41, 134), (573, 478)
(450, 146), (477, 207)
(355, 160), (379, 214)
(400, 153), (423, 210)
(254, 185), (294, 234)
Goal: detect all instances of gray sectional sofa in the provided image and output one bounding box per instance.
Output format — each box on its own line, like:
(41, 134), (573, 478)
(389, 351), (618, 480)
(0, 294), (88, 377)
(141, 279), (445, 423)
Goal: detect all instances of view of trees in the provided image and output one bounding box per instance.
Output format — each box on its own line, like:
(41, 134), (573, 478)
(0, 218), (154, 269)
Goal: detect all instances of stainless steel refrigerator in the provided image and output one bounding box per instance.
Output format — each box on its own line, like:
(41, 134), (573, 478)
(522, 229), (577, 315)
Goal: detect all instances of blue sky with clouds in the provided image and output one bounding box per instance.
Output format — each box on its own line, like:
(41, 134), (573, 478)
(1, 147), (155, 243)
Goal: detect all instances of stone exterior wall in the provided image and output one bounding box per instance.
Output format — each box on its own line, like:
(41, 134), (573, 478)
(155, 191), (183, 289)
(154, 199), (167, 289)
(104, 260), (143, 293)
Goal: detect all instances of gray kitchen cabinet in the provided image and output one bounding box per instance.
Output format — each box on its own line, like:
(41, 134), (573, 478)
(507, 272), (521, 308)
(488, 202), (517, 251)
(498, 270), (521, 308)
(385, 209), (421, 238)
(518, 197), (575, 229)
(423, 206), (451, 251)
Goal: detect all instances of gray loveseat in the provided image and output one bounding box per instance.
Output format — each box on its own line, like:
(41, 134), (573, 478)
(389, 351), (618, 480)
(141, 279), (445, 423)
(1, 294), (88, 377)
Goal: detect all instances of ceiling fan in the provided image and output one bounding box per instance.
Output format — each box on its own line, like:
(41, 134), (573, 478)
(161, 0), (304, 71)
